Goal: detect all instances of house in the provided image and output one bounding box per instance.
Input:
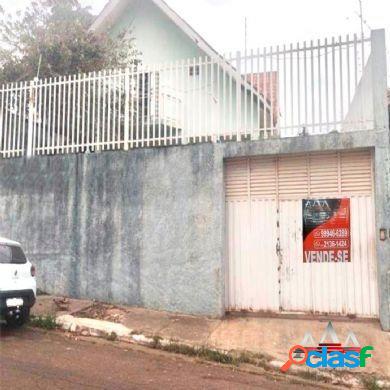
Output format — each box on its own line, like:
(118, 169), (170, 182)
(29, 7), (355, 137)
(90, 0), (272, 140)
(0, 2), (389, 330)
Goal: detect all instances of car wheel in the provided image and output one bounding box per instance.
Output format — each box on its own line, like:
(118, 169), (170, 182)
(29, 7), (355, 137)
(6, 307), (30, 328)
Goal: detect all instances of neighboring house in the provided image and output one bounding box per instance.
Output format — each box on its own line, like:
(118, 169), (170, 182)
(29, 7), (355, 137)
(90, 0), (272, 139)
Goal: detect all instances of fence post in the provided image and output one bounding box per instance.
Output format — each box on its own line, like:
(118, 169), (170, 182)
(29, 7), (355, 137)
(124, 67), (130, 151)
(370, 29), (389, 132)
(26, 79), (36, 157)
(371, 29), (390, 331)
(0, 85), (3, 157)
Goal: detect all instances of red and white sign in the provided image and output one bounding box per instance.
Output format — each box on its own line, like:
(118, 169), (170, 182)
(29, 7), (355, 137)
(302, 199), (351, 263)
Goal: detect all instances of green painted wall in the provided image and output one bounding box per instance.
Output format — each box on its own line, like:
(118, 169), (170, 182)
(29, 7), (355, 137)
(108, 0), (266, 136)
(110, 0), (203, 65)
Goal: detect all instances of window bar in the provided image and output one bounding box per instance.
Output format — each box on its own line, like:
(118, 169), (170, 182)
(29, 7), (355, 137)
(87, 72), (91, 151)
(270, 45), (274, 137)
(139, 67), (144, 147)
(129, 66), (134, 149)
(353, 34), (358, 87)
(117, 70), (121, 149)
(22, 83), (28, 155)
(175, 60), (180, 145)
(147, 66), (152, 147)
(112, 69), (117, 149)
(41, 79), (47, 155)
(250, 49), (254, 138)
(56, 77), (62, 153)
(296, 42), (301, 133)
(16, 84), (23, 156)
(81, 73), (86, 151)
(339, 35), (344, 126)
(256, 48), (261, 136)
(210, 56), (215, 141)
(96, 71), (101, 152)
(180, 59), (185, 144)
(332, 37), (337, 130)
(229, 52), (233, 139)
(198, 56), (202, 143)
(303, 41), (308, 131)
(243, 49), (247, 136)
(283, 45), (287, 135)
(51, 78), (56, 154)
(346, 34), (351, 105)
(124, 68), (130, 150)
(185, 58), (192, 143)
(135, 66), (140, 148)
(276, 45), (280, 137)
(4, 85), (9, 157)
(11, 83), (17, 156)
(61, 75), (67, 153)
(76, 74), (82, 152)
(107, 70), (112, 150)
(324, 38), (329, 132)
(101, 70), (107, 150)
(205, 57), (209, 142)
(290, 43), (294, 136)
(317, 39), (322, 134)
(310, 40), (315, 134)
(0, 86), (4, 156)
(47, 79), (52, 154)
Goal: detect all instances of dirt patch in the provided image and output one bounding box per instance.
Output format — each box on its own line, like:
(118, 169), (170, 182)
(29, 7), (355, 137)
(75, 302), (126, 324)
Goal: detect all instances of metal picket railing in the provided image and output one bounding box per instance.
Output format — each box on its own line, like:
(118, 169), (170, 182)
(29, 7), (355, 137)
(0, 32), (376, 158)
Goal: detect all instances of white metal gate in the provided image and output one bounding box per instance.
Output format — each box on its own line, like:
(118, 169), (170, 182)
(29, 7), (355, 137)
(225, 150), (379, 317)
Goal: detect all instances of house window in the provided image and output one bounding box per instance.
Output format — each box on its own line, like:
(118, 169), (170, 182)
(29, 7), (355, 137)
(189, 65), (200, 76)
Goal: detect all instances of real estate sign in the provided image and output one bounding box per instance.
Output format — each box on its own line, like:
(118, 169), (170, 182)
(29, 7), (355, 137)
(302, 198), (351, 263)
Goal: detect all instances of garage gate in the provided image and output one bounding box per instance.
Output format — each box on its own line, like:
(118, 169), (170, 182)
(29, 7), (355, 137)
(224, 149), (378, 317)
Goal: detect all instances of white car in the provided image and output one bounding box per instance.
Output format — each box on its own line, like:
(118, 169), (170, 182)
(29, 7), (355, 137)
(0, 237), (36, 326)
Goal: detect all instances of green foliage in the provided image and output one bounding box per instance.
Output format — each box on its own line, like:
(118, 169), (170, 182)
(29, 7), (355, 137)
(152, 339), (252, 366)
(362, 376), (384, 390)
(29, 315), (58, 330)
(106, 331), (118, 341)
(0, 0), (140, 83)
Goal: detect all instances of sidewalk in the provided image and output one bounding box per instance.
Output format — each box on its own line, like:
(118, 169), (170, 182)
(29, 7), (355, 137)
(32, 295), (390, 381)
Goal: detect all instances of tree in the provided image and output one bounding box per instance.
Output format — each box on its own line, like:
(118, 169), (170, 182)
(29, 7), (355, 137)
(0, 0), (139, 84)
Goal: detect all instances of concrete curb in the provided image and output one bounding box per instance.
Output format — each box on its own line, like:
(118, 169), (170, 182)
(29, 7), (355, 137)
(57, 314), (177, 347)
(55, 314), (389, 389)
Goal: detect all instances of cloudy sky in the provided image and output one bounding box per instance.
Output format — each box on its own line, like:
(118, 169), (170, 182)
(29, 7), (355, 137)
(1, 0), (389, 62)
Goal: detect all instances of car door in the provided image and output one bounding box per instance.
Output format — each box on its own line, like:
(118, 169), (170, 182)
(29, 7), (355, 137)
(0, 244), (30, 291)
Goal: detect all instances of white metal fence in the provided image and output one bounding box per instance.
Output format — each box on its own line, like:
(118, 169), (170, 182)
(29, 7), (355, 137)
(0, 32), (377, 158)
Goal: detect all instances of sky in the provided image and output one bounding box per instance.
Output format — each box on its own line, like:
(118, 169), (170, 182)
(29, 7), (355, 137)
(1, 0), (389, 77)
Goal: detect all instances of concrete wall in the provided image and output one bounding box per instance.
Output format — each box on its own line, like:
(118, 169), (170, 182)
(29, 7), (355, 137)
(0, 129), (388, 329)
(0, 145), (225, 316)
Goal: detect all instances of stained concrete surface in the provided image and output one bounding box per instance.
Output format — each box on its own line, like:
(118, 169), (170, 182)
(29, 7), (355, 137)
(0, 130), (389, 327)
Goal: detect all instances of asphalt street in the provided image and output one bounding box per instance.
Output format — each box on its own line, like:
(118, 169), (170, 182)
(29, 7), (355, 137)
(0, 326), (315, 390)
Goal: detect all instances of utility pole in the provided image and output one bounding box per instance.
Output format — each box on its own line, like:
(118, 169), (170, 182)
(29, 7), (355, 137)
(358, 0), (364, 38)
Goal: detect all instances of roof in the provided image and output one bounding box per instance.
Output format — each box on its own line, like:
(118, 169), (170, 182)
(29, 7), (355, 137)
(90, 0), (270, 111)
(0, 237), (21, 246)
(90, 0), (225, 61)
(247, 72), (279, 124)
